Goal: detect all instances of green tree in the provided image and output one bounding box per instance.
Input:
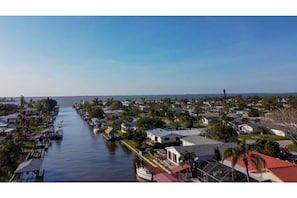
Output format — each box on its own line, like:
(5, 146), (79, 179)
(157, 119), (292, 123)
(179, 150), (195, 165)
(223, 140), (266, 182)
(110, 100), (123, 110)
(248, 108), (260, 117)
(213, 146), (222, 161)
(136, 117), (165, 130)
(254, 139), (280, 157)
(89, 106), (104, 119)
(0, 104), (20, 116)
(0, 140), (23, 181)
(207, 122), (238, 143)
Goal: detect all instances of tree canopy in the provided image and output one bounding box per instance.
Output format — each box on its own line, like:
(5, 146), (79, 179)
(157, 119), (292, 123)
(135, 117), (165, 130)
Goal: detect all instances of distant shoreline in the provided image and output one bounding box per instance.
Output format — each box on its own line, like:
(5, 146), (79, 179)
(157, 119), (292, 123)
(3, 92), (297, 98)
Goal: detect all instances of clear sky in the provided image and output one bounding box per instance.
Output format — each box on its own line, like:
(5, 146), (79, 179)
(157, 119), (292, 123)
(1, 16), (297, 97)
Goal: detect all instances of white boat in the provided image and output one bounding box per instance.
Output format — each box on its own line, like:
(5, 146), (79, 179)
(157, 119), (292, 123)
(55, 127), (63, 139)
(93, 126), (100, 134)
(136, 164), (153, 181)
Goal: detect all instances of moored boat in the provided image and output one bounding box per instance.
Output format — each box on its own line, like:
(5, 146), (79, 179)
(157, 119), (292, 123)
(55, 127), (63, 139)
(136, 164), (153, 181)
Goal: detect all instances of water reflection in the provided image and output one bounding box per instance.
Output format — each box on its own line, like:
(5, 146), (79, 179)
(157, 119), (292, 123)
(42, 107), (137, 182)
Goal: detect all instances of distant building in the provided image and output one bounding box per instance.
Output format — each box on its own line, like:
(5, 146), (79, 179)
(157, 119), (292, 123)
(121, 122), (136, 133)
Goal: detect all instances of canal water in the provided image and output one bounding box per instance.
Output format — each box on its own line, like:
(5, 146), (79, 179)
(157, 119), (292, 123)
(41, 107), (138, 182)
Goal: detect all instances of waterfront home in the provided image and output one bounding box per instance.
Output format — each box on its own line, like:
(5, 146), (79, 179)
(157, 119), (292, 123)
(0, 113), (19, 127)
(146, 128), (182, 144)
(223, 151), (297, 182)
(181, 135), (221, 146)
(166, 143), (235, 166)
(121, 122), (136, 133)
(104, 127), (117, 141)
(146, 128), (203, 144)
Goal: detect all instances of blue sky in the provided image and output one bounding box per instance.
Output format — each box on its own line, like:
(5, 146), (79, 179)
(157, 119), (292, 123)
(0, 16), (297, 97)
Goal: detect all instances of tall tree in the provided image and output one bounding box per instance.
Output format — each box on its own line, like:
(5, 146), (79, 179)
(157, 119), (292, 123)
(223, 139), (266, 182)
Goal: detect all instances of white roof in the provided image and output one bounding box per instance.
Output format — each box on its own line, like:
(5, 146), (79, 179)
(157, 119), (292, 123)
(14, 159), (43, 174)
(147, 128), (202, 138)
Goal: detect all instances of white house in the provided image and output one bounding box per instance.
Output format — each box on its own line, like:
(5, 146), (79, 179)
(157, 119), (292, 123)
(270, 128), (287, 137)
(146, 128), (182, 144)
(238, 122), (259, 134)
(121, 122), (136, 133)
(146, 128), (203, 144)
(166, 143), (235, 166)
(181, 135), (221, 146)
(200, 113), (220, 125)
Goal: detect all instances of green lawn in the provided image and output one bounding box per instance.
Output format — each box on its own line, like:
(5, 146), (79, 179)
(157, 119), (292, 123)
(22, 141), (34, 153)
(287, 144), (297, 153)
(124, 139), (137, 149)
(238, 134), (291, 141)
(116, 130), (124, 138)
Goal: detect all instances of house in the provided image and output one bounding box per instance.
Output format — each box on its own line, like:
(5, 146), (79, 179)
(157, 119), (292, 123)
(104, 127), (117, 141)
(200, 113), (220, 125)
(146, 128), (182, 144)
(0, 113), (19, 126)
(146, 128), (203, 144)
(166, 143), (235, 166)
(181, 135), (221, 146)
(237, 122), (259, 134)
(270, 128), (287, 137)
(223, 151), (297, 182)
(121, 122), (136, 133)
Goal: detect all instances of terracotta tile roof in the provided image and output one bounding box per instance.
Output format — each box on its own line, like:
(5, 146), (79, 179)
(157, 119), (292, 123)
(171, 164), (191, 174)
(153, 173), (180, 182)
(269, 166), (297, 182)
(225, 151), (296, 172)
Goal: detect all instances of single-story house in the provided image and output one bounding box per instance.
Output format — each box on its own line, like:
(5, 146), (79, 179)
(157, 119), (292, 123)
(238, 122), (259, 134)
(146, 128), (203, 144)
(146, 128), (182, 144)
(181, 135), (222, 146)
(0, 113), (19, 126)
(121, 122), (136, 133)
(200, 113), (220, 125)
(270, 128), (287, 137)
(223, 151), (297, 182)
(166, 143), (235, 166)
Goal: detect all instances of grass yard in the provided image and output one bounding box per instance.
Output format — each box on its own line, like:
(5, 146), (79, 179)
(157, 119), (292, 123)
(239, 134), (291, 141)
(22, 141), (35, 153)
(287, 144), (297, 153)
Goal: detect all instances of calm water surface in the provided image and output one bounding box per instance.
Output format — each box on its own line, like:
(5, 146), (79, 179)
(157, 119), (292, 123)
(42, 107), (137, 182)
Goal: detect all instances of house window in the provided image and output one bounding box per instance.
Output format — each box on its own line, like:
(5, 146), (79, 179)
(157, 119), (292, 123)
(175, 137), (180, 141)
(155, 136), (158, 141)
(168, 151), (172, 160)
(173, 154), (177, 163)
(164, 137), (170, 141)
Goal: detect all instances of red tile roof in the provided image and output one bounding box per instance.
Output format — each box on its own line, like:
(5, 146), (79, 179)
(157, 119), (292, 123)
(225, 151), (296, 172)
(170, 164), (191, 174)
(153, 173), (180, 182)
(269, 166), (297, 182)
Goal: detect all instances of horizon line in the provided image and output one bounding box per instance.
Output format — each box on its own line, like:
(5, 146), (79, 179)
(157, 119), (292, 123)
(3, 91), (297, 98)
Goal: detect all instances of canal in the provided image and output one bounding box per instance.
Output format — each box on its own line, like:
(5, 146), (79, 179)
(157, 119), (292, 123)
(41, 107), (138, 182)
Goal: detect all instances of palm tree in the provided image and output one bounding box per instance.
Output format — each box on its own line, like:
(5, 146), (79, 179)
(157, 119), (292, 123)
(223, 139), (266, 182)
(93, 97), (100, 106)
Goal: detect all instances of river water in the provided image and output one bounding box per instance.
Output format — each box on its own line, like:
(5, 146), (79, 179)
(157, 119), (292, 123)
(41, 107), (138, 182)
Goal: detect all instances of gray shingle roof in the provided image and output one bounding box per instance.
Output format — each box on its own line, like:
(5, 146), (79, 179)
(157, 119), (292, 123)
(168, 143), (235, 160)
(181, 135), (222, 145)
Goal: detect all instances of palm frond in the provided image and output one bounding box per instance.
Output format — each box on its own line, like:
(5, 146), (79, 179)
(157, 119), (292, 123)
(250, 154), (267, 173)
